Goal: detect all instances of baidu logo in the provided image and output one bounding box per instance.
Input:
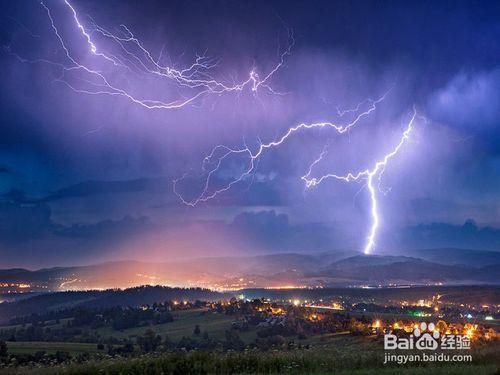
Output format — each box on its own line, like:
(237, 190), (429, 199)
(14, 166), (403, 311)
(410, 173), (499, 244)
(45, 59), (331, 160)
(383, 322), (473, 365)
(414, 322), (440, 350)
(385, 322), (439, 350)
(384, 322), (471, 351)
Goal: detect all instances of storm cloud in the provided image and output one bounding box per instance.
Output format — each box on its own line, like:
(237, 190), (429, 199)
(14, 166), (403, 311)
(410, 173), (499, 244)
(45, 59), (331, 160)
(0, 0), (499, 267)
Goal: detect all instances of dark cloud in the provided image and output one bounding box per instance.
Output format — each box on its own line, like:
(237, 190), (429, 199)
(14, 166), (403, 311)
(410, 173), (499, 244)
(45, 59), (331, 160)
(428, 68), (500, 131)
(0, 200), (155, 266)
(0, 201), (55, 242)
(38, 178), (169, 202)
(0, 0), (499, 267)
(54, 215), (153, 240)
(0, 166), (14, 175)
(231, 210), (290, 246)
(229, 210), (353, 252)
(0, 199), (152, 243)
(175, 175), (285, 207)
(387, 219), (500, 251)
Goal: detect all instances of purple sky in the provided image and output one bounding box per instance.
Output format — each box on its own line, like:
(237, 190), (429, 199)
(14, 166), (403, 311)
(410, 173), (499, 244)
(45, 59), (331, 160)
(0, 0), (499, 268)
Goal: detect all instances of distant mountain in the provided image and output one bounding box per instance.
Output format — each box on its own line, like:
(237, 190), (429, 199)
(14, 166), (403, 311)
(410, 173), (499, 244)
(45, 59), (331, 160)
(0, 248), (498, 292)
(325, 255), (415, 270)
(171, 250), (359, 276)
(400, 248), (500, 267)
(316, 255), (498, 284)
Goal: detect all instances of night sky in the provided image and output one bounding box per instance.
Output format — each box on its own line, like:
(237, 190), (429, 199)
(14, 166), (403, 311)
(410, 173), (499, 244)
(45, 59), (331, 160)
(0, 0), (499, 268)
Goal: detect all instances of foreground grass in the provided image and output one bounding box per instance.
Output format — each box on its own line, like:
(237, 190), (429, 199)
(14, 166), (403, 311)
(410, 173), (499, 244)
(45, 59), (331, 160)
(340, 364), (498, 375)
(2, 343), (498, 375)
(6, 341), (103, 355)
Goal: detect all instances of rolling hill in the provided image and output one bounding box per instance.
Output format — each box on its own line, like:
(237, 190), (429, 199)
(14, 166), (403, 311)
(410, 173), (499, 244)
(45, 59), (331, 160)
(0, 249), (498, 293)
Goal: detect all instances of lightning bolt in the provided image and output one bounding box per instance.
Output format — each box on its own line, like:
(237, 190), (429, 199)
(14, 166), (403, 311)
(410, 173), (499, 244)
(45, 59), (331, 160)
(10, 0), (293, 110)
(174, 96), (417, 255)
(173, 92), (389, 205)
(302, 108), (416, 254)
(11, 1), (419, 254)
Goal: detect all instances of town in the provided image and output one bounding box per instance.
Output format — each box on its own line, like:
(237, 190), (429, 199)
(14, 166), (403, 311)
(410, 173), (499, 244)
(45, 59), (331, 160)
(0, 287), (497, 371)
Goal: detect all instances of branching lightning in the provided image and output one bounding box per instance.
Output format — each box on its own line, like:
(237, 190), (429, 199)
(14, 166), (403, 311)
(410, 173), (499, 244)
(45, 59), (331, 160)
(173, 93), (388, 205)
(10, 0), (293, 110)
(10, 1), (420, 255)
(174, 96), (417, 255)
(301, 108), (416, 254)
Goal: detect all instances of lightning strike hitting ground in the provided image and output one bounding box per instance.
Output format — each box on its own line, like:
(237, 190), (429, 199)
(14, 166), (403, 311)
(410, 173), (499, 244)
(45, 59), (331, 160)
(302, 108), (417, 254)
(174, 100), (417, 255)
(11, 2), (418, 255)
(11, 0), (292, 110)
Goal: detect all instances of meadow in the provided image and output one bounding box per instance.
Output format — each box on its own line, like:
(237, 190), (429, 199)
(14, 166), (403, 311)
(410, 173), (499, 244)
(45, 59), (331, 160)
(0, 308), (498, 374)
(3, 343), (498, 374)
(96, 309), (239, 341)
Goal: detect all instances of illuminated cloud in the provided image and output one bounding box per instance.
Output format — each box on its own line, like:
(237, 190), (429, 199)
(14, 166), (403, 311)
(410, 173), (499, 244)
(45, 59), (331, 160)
(428, 68), (500, 130)
(0, 0), (498, 267)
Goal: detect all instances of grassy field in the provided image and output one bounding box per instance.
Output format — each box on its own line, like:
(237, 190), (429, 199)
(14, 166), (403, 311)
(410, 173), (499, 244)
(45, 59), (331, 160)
(0, 309), (244, 348)
(0, 318), (72, 332)
(3, 333), (498, 374)
(1, 309), (498, 374)
(1, 309), (253, 356)
(5, 341), (103, 355)
(96, 309), (244, 341)
(2, 332), (364, 356)
(3, 345), (498, 374)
